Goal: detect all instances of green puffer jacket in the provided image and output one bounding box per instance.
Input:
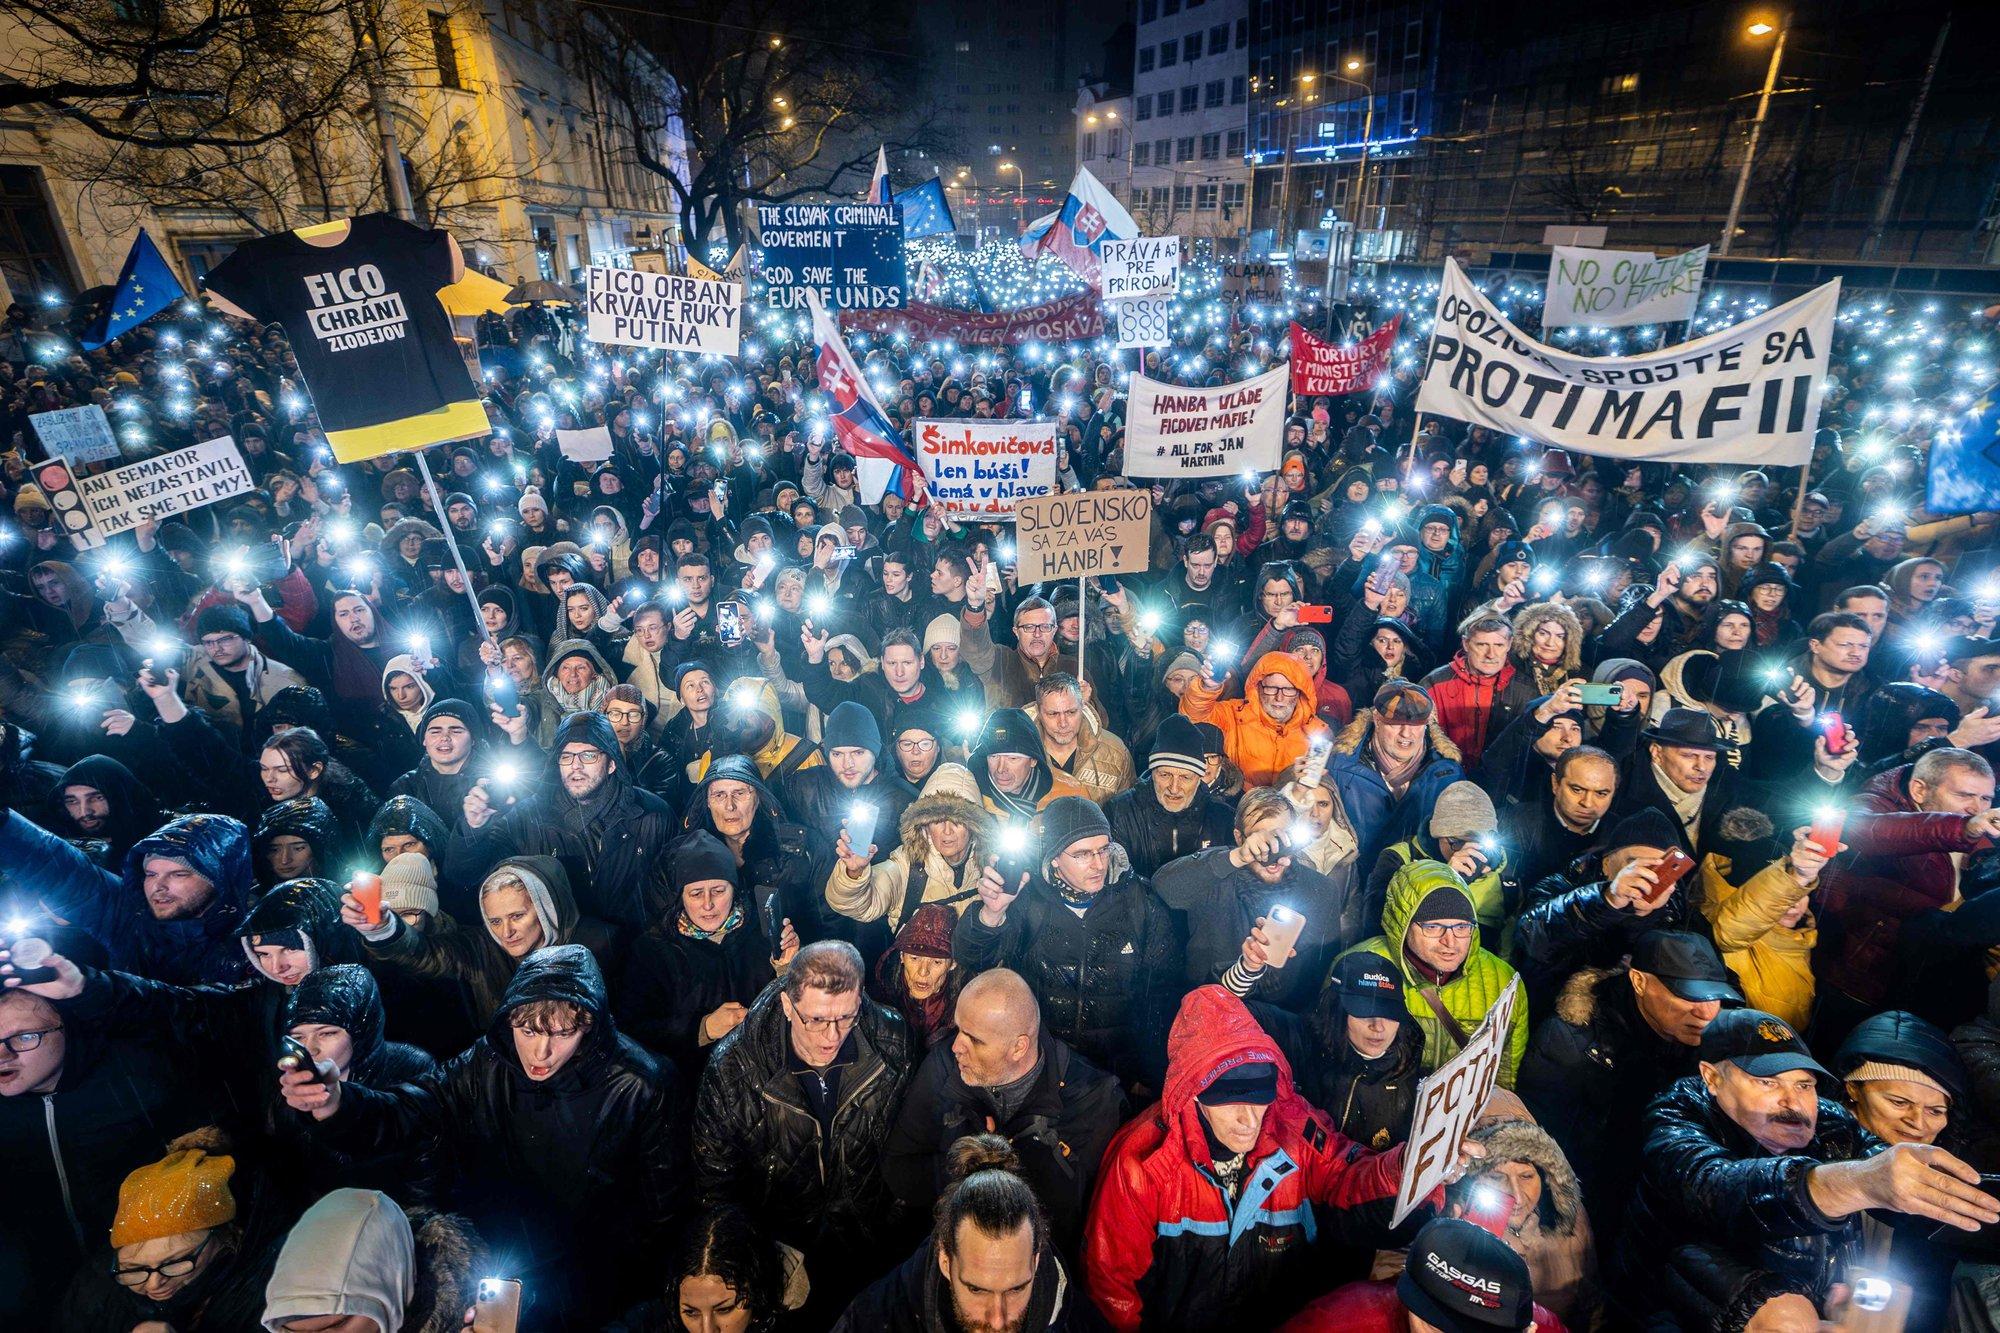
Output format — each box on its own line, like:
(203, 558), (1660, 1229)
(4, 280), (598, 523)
(1370, 833), (1515, 953)
(1340, 858), (1529, 1087)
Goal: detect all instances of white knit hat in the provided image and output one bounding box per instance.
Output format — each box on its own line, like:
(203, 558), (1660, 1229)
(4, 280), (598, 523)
(1843, 1060), (1949, 1099)
(379, 852), (440, 919)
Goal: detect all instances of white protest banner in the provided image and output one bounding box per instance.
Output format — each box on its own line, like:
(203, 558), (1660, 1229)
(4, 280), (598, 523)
(1098, 236), (1181, 299)
(31, 404), (121, 466)
(1417, 258), (1836, 466)
(1544, 243), (1709, 329)
(75, 436), (252, 536)
(1391, 976), (1520, 1227)
(1112, 296), (1172, 349)
(585, 265), (742, 356)
(914, 420), (1058, 520)
(1122, 365), (1287, 479)
(1015, 490), (1153, 583)
(556, 426), (613, 463)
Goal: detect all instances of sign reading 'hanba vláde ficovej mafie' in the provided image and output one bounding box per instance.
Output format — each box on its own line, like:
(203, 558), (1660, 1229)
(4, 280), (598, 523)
(1122, 365), (1288, 478)
(1417, 258), (1836, 465)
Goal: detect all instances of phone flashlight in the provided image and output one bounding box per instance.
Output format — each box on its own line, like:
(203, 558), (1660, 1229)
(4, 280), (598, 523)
(406, 633), (430, 658)
(807, 593), (831, 618)
(663, 584), (687, 606)
(957, 707), (984, 736)
(1208, 640), (1237, 666)
(1138, 608), (1163, 635)
(149, 636), (179, 659)
(491, 760), (520, 789)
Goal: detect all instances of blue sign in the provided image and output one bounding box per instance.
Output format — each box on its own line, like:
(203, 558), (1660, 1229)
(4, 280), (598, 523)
(756, 203), (905, 311)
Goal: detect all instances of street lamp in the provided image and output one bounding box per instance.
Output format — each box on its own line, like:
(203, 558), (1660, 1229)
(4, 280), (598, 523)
(1719, 12), (1790, 257)
(1325, 57), (1376, 234)
(1000, 160), (1024, 229)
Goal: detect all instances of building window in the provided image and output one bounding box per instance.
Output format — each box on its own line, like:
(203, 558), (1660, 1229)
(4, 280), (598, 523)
(1136, 98), (1152, 121)
(1226, 128), (1246, 157)
(1154, 137), (1170, 161)
(1200, 132), (1221, 159)
(1179, 85), (1197, 112)
(1222, 182), (1246, 211)
(1082, 130), (1096, 157)
(429, 11), (462, 89)
(1602, 72), (1639, 94)
(1231, 75), (1246, 104)
(1176, 136), (1195, 162)
(1236, 17), (1248, 46)
(1141, 0), (1157, 19)
(1399, 89), (1416, 127)
(1405, 18), (1422, 60)
(955, 40), (970, 51)
(1630, 142), (1658, 168)
(1108, 129), (1123, 157)
(1160, 38), (1178, 66)
(1138, 47), (1155, 73)
(1133, 142), (1151, 165)
(1163, 0), (1180, 12)
(1173, 184), (1193, 210)
(1208, 24), (1228, 54)
(1205, 80), (1224, 107)
(1158, 92), (1174, 116)
(1197, 184), (1219, 209)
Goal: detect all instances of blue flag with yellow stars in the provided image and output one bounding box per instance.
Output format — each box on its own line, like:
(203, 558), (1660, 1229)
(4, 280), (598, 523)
(893, 178), (956, 241)
(1928, 378), (2000, 516)
(81, 229), (186, 350)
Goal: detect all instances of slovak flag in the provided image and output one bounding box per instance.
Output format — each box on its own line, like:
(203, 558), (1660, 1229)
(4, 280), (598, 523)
(1020, 166), (1138, 284)
(807, 291), (926, 504)
(913, 260), (946, 303)
(867, 145), (893, 205)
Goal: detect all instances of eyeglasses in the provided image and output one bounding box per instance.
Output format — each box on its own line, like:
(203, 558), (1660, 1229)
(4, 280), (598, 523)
(1413, 921), (1475, 940)
(1016, 619), (1056, 633)
(0, 1025), (60, 1054)
(198, 634), (242, 650)
(1060, 844), (1112, 864)
(556, 751), (604, 769)
(897, 737), (938, 754)
(113, 1233), (212, 1286)
(793, 1010), (860, 1034)
(605, 707), (645, 723)
(1258, 684), (1301, 700)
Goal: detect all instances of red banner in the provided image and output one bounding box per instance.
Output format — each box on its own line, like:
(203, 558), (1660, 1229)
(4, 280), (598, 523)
(840, 293), (1104, 346)
(1290, 315), (1400, 397)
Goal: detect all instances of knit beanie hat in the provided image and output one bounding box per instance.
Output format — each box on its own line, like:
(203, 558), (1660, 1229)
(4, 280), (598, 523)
(517, 489), (549, 516)
(1374, 680), (1434, 723)
(891, 902), (957, 960)
(1411, 882), (1477, 925)
(923, 614), (962, 653)
(1149, 715), (1209, 777)
(670, 830), (738, 886)
(12, 483), (49, 514)
(1038, 794), (1111, 860)
(194, 603), (254, 642)
(1843, 1061), (1948, 1098)
(1164, 650), (1203, 679)
(1607, 806), (1682, 853)
(673, 659), (715, 695)
(110, 1135), (239, 1246)
(378, 852), (439, 919)
(823, 700), (883, 757)
(1428, 780), (1497, 841)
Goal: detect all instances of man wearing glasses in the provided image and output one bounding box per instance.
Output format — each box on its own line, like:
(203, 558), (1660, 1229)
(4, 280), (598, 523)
(693, 940), (914, 1322)
(0, 985), (211, 1326)
(1180, 649), (1331, 788)
(147, 602), (306, 746)
(1341, 859), (1529, 1089)
(961, 592), (1081, 711)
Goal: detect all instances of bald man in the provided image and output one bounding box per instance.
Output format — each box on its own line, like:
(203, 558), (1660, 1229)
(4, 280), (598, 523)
(881, 968), (1125, 1253)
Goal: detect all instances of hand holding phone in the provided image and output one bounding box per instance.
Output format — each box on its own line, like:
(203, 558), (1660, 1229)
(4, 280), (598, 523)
(276, 1035), (325, 1084)
(1295, 604), (1334, 624)
(473, 1277), (524, 1333)
(1644, 848), (1697, 905)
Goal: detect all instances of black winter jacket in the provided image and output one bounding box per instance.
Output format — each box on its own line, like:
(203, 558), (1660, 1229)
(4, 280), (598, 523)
(618, 916), (778, 1073)
(1101, 781), (1235, 879)
(833, 1238), (1107, 1333)
(1613, 1078), (1877, 1330)
(881, 1033), (1125, 1254)
(692, 979), (913, 1260)
(952, 869), (1182, 1089)
(315, 945), (686, 1329)
(1513, 856), (1705, 1015)
(1153, 846), (1356, 1012)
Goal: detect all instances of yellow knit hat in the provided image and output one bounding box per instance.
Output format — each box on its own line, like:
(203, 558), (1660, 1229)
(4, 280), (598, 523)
(109, 1143), (238, 1246)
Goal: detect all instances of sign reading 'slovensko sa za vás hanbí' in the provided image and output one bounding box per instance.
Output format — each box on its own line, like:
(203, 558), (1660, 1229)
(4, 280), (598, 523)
(756, 202), (906, 311)
(1418, 257), (1836, 466)
(584, 266), (742, 357)
(1121, 364), (1288, 478)
(914, 420), (1059, 520)
(1013, 490), (1154, 583)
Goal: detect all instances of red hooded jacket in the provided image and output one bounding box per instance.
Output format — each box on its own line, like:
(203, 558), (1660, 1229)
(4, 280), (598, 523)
(1419, 653), (1531, 770)
(1084, 986), (1411, 1332)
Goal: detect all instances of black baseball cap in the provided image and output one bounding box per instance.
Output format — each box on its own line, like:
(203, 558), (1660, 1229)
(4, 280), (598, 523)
(1196, 1060), (1278, 1107)
(1630, 930), (1744, 1005)
(1398, 1217), (1533, 1332)
(1329, 953), (1407, 1021)
(1698, 1008), (1832, 1081)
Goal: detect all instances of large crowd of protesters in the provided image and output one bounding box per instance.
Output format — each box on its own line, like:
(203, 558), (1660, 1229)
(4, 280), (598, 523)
(1, 240), (2000, 1333)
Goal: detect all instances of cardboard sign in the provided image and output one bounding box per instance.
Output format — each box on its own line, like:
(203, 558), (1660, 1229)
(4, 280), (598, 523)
(1222, 261), (1281, 296)
(1418, 257), (1835, 465)
(914, 419), (1059, 519)
(556, 425), (613, 463)
(1014, 490), (1153, 582)
(585, 266), (742, 356)
(1544, 243), (1708, 329)
(757, 202), (905, 311)
(1099, 236), (1181, 299)
(76, 436), (253, 536)
(1112, 296), (1172, 349)
(1391, 976), (1520, 1227)
(30, 404), (122, 466)
(1122, 365), (1287, 478)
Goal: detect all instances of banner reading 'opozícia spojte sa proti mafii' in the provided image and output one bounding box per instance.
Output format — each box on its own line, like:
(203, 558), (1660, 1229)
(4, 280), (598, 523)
(756, 202), (905, 311)
(1123, 364), (1288, 478)
(1543, 243), (1708, 329)
(1416, 258), (1836, 466)
(584, 266), (742, 357)
(914, 420), (1059, 520)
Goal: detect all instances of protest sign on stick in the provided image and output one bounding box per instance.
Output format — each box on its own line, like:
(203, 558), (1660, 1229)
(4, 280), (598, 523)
(1544, 244), (1708, 329)
(757, 203), (905, 310)
(1098, 236), (1181, 299)
(75, 436), (254, 536)
(1391, 976), (1520, 1226)
(1014, 491), (1153, 584)
(30, 405), (122, 466)
(914, 420), (1058, 520)
(1290, 316), (1400, 396)
(585, 266), (742, 356)
(1122, 365), (1287, 478)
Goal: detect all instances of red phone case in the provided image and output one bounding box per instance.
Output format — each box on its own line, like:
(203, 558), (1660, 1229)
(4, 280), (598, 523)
(1645, 849), (1696, 903)
(1295, 604), (1334, 624)
(1822, 712), (1850, 754)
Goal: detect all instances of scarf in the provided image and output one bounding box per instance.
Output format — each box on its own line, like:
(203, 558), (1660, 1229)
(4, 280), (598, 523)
(677, 901), (744, 941)
(547, 673), (611, 715)
(330, 633), (384, 702)
(1403, 942), (1461, 987)
(986, 765), (1048, 820)
(1652, 759), (1705, 837)
(1370, 734), (1424, 797)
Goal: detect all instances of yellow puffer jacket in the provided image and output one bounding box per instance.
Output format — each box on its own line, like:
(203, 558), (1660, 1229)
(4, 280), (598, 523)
(1700, 852), (1816, 1030)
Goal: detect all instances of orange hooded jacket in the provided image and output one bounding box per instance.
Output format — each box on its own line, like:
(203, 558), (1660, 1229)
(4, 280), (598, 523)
(1179, 650), (1332, 788)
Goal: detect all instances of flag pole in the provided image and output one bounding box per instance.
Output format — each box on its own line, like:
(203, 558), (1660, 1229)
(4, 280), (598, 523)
(412, 449), (495, 652)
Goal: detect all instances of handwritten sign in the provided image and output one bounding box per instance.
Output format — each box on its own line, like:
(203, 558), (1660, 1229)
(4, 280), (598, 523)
(756, 202), (905, 311)
(1291, 316), (1400, 396)
(1099, 236), (1180, 299)
(585, 266), (742, 356)
(1391, 977), (1519, 1226)
(75, 436), (252, 536)
(1014, 490), (1153, 583)
(1544, 243), (1708, 329)
(1112, 296), (1172, 349)
(914, 420), (1058, 520)
(30, 404), (121, 466)
(1122, 365), (1287, 478)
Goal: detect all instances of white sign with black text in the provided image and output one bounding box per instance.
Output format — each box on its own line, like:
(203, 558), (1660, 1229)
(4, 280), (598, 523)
(1111, 296), (1172, 349)
(1098, 236), (1181, 299)
(1391, 977), (1520, 1227)
(584, 265), (742, 356)
(75, 436), (253, 535)
(1122, 365), (1287, 478)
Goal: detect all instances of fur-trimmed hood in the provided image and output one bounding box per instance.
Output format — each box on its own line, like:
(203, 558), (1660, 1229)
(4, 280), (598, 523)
(897, 761), (993, 863)
(1553, 964), (1623, 1027)
(1465, 1118), (1587, 1239)
(1508, 600), (1584, 679)
(1331, 709), (1463, 766)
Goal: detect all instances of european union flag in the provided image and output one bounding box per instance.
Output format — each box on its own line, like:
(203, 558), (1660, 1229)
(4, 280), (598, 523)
(1928, 379), (2000, 516)
(81, 230), (186, 351)
(893, 179), (956, 241)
